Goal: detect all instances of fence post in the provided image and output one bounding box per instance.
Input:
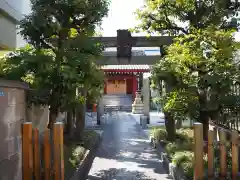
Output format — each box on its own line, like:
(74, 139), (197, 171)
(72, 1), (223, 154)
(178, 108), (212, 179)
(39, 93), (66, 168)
(33, 128), (40, 180)
(208, 130), (214, 178)
(44, 129), (51, 180)
(53, 122), (64, 180)
(219, 129), (227, 177)
(22, 122), (33, 180)
(232, 130), (239, 179)
(194, 123), (204, 179)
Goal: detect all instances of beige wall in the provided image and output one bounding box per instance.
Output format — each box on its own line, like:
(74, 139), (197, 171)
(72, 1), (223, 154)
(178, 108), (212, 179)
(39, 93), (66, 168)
(0, 85), (26, 180)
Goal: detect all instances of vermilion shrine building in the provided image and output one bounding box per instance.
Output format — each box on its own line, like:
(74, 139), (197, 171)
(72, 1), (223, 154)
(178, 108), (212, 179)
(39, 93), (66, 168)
(102, 64), (150, 98)
(92, 29), (173, 99)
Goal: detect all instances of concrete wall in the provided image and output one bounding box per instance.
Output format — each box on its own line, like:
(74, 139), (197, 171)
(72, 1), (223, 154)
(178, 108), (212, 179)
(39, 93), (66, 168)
(0, 0), (32, 49)
(0, 0), (23, 22)
(0, 15), (17, 49)
(0, 79), (28, 180)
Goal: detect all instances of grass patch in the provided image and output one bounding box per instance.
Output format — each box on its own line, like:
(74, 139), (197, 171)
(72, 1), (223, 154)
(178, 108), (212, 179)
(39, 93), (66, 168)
(64, 130), (100, 180)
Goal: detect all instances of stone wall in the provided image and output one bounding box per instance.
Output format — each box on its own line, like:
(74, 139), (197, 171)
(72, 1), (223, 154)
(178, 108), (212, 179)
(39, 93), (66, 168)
(0, 79), (28, 180)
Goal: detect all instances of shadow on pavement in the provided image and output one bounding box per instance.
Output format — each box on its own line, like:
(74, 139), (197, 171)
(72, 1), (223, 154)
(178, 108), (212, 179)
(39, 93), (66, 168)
(87, 168), (158, 180)
(87, 112), (170, 179)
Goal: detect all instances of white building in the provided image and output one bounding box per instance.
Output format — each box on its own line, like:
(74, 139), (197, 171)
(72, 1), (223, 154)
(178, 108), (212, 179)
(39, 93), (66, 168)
(0, 0), (31, 50)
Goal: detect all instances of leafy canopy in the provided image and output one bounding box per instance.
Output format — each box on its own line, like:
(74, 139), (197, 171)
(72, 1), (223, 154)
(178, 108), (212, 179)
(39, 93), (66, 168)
(152, 26), (239, 120)
(2, 0), (110, 111)
(134, 0), (240, 35)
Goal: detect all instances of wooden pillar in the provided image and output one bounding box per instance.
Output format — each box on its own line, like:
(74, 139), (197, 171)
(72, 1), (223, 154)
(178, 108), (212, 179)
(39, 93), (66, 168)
(193, 122), (204, 179)
(132, 75), (137, 98)
(22, 122), (33, 180)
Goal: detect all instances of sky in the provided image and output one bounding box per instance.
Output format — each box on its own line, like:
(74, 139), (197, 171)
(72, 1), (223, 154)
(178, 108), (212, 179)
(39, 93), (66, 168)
(101, 0), (146, 37)
(100, 0), (240, 42)
(100, 0), (160, 53)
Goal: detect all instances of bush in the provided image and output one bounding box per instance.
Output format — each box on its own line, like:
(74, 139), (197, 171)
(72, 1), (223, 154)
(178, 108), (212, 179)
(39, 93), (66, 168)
(151, 127), (195, 178)
(150, 127), (167, 142)
(172, 151), (194, 178)
(176, 128), (193, 142)
(64, 130), (100, 179)
(165, 141), (192, 158)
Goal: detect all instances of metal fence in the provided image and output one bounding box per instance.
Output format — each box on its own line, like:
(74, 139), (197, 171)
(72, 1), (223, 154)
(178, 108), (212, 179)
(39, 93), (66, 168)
(212, 84), (240, 132)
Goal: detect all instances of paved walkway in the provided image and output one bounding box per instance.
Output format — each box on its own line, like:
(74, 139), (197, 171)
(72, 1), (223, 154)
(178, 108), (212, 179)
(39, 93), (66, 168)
(87, 112), (170, 180)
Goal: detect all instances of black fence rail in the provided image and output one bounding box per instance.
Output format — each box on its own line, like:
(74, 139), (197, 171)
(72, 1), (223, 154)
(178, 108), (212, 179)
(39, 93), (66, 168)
(212, 107), (240, 132)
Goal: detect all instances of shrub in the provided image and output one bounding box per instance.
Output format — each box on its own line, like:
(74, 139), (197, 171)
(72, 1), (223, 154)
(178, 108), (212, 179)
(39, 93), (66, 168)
(150, 127), (167, 142)
(172, 151), (194, 178)
(165, 141), (192, 159)
(176, 128), (193, 142)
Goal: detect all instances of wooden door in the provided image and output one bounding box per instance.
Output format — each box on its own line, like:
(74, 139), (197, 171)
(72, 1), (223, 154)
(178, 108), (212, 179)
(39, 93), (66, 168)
(106, 80), (116, 94)
(116, 80), (126, 94)
(106, 80), (126, 94)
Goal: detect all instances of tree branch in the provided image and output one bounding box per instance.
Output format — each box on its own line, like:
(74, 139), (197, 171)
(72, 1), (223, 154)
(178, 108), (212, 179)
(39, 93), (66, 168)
(148, 14), (188, 34)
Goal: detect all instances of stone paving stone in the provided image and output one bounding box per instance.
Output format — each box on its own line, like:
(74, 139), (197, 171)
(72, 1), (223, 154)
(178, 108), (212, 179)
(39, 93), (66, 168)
(86, 112), (170, 180)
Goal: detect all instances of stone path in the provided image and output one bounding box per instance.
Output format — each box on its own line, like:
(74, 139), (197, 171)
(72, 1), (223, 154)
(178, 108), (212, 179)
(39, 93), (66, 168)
(86, 112), (170, 180)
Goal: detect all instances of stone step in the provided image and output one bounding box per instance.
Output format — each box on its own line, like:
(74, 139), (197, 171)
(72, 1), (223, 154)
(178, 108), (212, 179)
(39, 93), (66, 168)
(104, 105), (132, 112)
(102, 95), (133, 107)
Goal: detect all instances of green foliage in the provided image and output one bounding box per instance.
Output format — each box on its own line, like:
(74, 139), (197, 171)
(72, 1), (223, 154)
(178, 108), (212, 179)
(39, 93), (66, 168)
(152, 26), (239, 122)
(150, 127), (167, 142)
(151, 127), (195, 178)
(21, 0), (110, 49)
(134, 0), (240, 35)
(2, 0), (110, 112)
(64, 129), (99, 179)
(172, 151), (194, 178)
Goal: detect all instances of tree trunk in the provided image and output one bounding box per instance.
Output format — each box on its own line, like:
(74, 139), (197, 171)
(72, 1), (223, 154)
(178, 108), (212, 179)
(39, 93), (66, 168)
(164, 111), (176, 141)
(48, 107), (58, 129)
(66, 110), (74, 138)
(97, 103), (101, 125)
(199, 110), (209, 141)
(75, 103), (86, 141)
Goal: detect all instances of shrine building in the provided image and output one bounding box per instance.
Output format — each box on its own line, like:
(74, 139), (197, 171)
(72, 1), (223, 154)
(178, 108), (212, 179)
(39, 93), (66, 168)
(101, 64), (151, 98)
(91, 29), (173, 102)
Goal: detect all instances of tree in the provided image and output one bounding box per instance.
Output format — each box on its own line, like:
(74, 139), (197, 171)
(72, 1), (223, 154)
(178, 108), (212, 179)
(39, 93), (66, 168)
(152, 26), (238, 140)
(134, 0), (239, 35)
(16, 0), (109, 130)
(134, 0), (240, 141)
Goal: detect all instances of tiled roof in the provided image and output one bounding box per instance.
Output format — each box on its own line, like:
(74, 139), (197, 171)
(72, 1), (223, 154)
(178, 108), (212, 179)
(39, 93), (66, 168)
(101, 64), (151, 70)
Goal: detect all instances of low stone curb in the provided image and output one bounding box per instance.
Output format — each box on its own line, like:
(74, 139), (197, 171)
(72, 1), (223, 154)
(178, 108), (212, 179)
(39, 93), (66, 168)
(70, 132), (103, 180)
(150, 137), (188, 180)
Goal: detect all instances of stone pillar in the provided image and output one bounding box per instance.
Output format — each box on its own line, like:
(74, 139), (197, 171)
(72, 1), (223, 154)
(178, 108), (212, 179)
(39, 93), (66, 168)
(143, 74), (150, 123)
(97, 98), (104, 125)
